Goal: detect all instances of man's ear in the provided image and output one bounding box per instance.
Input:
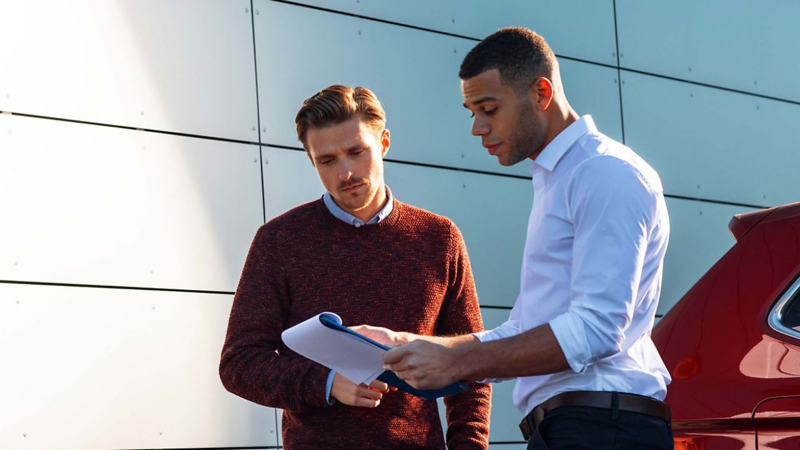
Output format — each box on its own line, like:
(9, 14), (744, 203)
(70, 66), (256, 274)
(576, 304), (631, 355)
(529, 77), (554, 111)
(380, 129), (390, 157)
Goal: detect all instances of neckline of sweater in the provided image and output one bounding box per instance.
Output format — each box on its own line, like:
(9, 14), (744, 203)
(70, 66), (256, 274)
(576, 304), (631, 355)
(315, 197), (403, 231)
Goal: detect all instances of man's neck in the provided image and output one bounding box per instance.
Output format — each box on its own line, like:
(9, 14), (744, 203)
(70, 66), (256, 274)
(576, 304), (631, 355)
(543, 105), (580, 150)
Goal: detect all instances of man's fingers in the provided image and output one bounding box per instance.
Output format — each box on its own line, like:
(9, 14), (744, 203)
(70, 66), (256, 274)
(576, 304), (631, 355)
(357, 384), (384, 400)
(349, 325), (370, 334)
(392, 367), (417, 382)
(351, 324), (395, 345)
(393, 370), (421, 389)
(368, 380), (390, 393)
(355, 397), (381, 408)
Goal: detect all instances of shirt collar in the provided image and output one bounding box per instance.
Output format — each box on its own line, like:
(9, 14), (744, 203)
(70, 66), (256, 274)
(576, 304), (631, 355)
(528, 115), (596, 174)
(323, 186), (394, 228)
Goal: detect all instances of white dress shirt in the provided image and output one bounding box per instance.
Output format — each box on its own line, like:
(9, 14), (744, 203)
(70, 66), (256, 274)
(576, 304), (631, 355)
(474, 116), (672, 415)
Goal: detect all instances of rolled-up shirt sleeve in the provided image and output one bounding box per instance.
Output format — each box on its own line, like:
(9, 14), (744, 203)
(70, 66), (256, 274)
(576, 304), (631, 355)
(550, 155), (658, 373)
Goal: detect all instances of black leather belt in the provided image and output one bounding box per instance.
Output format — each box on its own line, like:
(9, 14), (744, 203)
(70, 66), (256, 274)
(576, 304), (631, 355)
(519, 391), (672, 441)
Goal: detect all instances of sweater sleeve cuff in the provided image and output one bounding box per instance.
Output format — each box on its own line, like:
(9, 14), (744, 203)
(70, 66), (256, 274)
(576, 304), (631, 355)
(301, 364), (335, 409)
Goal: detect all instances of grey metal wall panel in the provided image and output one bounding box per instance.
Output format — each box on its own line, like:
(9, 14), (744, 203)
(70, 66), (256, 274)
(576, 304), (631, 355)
(616, 0), (800, 103)
(0, 0), (259, 141)
(288, 0), (617, 66)
(254, 0), (622, 178)
(0, 283), (279, 450)
(0, 114), (263, 292)
(276, 410), (283, 447)
(621, 71), (800, 207)
(482, 307), (524, 443)
(254, 0), (496, 174)
(659, 198), (754, 315)
(262, 147), (325, 221)
(560, 59), (623, 143)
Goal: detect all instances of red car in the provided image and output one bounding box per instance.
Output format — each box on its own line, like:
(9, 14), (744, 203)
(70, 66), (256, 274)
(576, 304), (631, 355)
(654, 201), (800, 450)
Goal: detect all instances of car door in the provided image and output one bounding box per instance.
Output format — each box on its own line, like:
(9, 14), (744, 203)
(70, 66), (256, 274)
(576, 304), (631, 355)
(756, 276), (800, 449)
(754, 396), (800, 450)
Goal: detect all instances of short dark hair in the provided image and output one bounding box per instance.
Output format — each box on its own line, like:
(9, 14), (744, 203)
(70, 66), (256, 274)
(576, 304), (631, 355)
(295, 85), (386, 150)
(459, 27), (556, 93)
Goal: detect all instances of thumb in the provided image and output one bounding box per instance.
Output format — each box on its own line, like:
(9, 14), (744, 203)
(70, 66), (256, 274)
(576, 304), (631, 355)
(382, 346), (407, 366)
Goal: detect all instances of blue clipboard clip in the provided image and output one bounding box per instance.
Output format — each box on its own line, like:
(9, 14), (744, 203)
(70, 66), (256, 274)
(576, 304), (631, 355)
(319, 315), (469, 400)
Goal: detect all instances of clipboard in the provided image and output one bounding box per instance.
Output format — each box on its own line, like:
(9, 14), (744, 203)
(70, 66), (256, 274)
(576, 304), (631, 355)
(318, 315), (469, 400)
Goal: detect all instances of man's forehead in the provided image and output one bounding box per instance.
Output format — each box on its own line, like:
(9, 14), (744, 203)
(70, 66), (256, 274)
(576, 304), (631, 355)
(462, 69), (506, 105)
(307, 119), (373, 155)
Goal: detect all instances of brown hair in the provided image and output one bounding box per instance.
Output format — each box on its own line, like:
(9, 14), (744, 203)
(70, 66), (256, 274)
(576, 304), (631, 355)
(295, 85), (386, 150)
(459, 27), (557, 94)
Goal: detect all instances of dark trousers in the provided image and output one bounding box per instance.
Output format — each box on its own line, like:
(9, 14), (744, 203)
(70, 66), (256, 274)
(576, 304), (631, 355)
(527, 405), (673, 450)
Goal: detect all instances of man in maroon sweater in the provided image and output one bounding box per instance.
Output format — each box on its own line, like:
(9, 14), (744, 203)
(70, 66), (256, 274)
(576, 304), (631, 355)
(219, 85), (491, 449)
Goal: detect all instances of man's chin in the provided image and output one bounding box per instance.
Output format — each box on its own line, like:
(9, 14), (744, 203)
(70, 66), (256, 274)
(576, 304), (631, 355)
(496, 155), (519, 167)
(497, 150), (532, 167)
(497, 156), (513, 167)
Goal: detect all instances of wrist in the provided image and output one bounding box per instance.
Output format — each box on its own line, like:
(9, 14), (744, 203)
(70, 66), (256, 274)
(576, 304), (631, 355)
(396, 331), (414, 345)
(452, 341), (480, 381)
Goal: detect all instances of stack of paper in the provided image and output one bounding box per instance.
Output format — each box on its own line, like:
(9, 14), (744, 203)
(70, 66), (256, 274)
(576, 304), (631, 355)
(281, 312), (387, 385)
(281, 312), (469, 400)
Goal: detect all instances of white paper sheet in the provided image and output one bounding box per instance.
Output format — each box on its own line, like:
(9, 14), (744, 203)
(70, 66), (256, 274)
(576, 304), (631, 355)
(281, 312), (386, 385)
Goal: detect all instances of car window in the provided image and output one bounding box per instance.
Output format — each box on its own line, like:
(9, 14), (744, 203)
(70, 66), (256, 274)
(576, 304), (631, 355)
(784, 296), (800, 329)
(769, 275), (800, 339)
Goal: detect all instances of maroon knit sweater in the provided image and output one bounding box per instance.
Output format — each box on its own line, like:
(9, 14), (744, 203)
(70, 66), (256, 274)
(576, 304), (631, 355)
(220, 198), (491, 449)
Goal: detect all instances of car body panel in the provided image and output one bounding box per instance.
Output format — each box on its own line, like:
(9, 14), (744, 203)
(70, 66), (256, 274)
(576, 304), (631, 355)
(654, 202), (800, 449)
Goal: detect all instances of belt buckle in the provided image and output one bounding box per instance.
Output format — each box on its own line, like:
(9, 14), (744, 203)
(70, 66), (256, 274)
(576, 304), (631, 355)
(519, 415), (533, 442)
(533, 406), (545, 427)
(519, 406), (546, 441)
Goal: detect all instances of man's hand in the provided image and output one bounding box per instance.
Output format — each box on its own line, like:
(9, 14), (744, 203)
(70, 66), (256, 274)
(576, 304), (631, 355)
(350, 324), (414, 347)
(382, 340), (465, 390)
(330, 373), (390, 408)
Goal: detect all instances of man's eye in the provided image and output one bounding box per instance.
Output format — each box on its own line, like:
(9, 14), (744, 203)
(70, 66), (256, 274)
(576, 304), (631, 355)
(319, 159), (332, 165)
(485, 108), (496, 116)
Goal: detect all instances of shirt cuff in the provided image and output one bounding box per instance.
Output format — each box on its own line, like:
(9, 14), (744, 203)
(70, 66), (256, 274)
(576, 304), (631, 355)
(549, 313), (592, 374)
(472, 320), (522, 343)
(325, 370), (337, 405)
(472, 330), (496, 342)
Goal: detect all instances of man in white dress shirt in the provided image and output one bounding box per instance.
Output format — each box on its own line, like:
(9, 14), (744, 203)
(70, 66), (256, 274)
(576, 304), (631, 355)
(355, 28), (674, 449)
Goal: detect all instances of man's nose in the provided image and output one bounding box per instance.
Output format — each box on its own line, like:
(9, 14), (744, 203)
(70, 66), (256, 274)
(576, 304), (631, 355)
(339, 162), (353, 180)
(471, 117), (489, 136)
